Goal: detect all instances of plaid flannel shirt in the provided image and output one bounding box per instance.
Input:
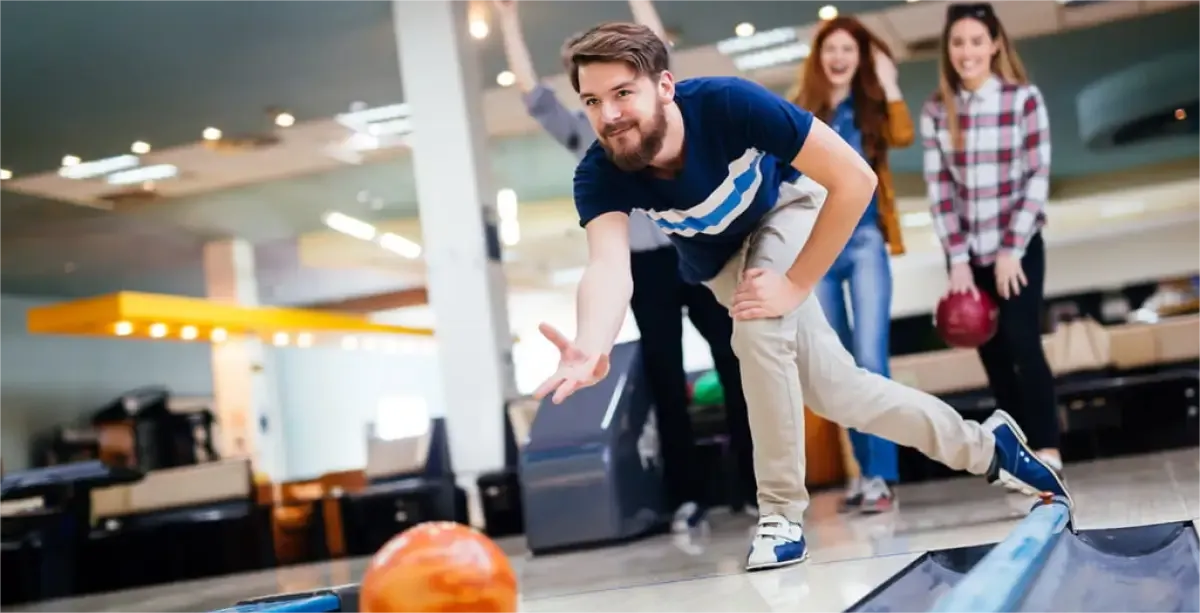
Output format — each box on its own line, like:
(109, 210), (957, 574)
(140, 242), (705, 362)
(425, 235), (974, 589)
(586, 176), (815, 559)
(920, 76), (1051, 266)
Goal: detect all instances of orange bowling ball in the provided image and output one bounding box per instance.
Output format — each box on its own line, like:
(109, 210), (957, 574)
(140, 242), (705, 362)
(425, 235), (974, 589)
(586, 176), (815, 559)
(360, 521), (518, 613)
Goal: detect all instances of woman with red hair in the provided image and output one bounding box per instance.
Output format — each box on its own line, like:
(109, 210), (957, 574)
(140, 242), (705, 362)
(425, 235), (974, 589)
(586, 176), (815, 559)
(791, 16), (913, 514)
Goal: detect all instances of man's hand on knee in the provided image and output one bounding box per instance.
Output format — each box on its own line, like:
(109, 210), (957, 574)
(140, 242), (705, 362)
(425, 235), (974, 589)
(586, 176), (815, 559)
(730, 268), (810, 320)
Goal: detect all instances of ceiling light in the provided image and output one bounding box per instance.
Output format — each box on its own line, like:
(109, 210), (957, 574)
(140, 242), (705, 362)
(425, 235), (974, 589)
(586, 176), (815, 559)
(342, 336), (359, 350)
(275, 112), (296, 128)
(149, 323), (168, 338)
(0, 169), (10, 181)
(131, 141), (151, 154)
(202, 127), (223, 141)
(273, 332), (290, 347)
(211, 327), (228, 342)
(735, 22), (756, 37)
(297, 332), (314, 348)
(58, 155), (140, 180)
(107, 164), (178, 185)
(323, 211), (377, 241)
(378, 232), (422, 259)
(818, 5), (838, 20)
(114, 321), (134, 336)
(469, 19), (489, 40)
(180, 325), (198, 341)
(1175, 108), (1187, 120)
(496, 70), (516, 87)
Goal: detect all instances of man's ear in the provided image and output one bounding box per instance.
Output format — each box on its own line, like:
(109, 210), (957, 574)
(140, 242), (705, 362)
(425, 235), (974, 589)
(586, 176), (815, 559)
(657, 70), (676, 102)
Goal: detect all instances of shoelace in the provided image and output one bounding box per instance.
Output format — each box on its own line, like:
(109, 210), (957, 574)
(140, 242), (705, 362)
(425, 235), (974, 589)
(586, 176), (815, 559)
(756, 518), (797, 541)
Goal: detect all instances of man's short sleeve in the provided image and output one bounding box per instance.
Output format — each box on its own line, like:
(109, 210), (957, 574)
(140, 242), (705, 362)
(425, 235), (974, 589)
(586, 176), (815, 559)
(573, 147), (633, 227)
(723, 77), (815, 164)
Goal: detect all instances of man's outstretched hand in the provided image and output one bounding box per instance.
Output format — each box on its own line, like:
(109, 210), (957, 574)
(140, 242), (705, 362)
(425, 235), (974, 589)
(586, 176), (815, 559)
(532, 323), (610, 405)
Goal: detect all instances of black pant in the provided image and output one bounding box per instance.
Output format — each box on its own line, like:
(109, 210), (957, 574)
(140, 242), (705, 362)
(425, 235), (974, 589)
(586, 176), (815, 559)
(629, 246), (756, 509)
(970, 233), (1060, 450)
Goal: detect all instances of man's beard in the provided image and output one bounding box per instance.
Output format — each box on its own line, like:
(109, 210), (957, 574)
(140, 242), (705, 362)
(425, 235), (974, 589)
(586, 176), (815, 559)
(600, 104), (667, 172)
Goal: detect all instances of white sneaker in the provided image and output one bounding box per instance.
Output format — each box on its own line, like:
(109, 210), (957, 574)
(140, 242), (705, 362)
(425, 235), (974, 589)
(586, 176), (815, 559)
(746, 514), (809, 571)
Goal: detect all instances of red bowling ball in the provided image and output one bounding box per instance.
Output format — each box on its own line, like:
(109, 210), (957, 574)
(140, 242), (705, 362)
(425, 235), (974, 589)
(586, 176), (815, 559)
(935, 291), (999, 349)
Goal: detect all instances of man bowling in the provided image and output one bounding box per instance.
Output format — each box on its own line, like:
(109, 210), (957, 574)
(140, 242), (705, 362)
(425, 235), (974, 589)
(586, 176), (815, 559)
(532, 22), (1071, 572)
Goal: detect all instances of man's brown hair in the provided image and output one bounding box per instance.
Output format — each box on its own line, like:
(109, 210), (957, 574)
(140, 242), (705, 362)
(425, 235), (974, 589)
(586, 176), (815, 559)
(562, 22), (670, 93)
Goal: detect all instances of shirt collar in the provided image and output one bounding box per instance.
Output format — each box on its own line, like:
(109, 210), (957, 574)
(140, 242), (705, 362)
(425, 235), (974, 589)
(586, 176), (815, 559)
(958, 75), (1002, 103)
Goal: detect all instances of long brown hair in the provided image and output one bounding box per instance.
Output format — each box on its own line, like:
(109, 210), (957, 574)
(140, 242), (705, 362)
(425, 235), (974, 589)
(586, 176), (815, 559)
(937, 3), (1029, 149)
(791, 17), (893, 167)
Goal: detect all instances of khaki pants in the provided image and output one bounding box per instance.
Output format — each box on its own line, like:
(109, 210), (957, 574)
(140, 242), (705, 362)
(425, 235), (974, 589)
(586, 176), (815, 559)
(704, 180), (997, 522)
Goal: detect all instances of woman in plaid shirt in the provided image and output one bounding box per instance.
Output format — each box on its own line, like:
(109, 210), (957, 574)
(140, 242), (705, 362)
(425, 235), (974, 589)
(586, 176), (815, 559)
(920, 3), (1062, 474)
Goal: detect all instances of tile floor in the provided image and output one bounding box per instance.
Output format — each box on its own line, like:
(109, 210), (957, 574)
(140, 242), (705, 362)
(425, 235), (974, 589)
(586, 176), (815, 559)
(8, 449), (1197, 613)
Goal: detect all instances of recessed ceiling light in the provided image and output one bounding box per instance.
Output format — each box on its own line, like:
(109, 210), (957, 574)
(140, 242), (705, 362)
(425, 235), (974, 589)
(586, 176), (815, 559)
(469, 19), (489, 40)
(496, 70), (516, 87)
(818, 5), (839, 20)
(202, 127), (222, 141)
(735, 22), (756, 37)
(149, 323), (168, 338)
(0, 169), (11, 181)
(131, 140), (151, 154)
(275, 112), (296, 128)
(180, 325), (198, 341)
(61, 155), (81, 167)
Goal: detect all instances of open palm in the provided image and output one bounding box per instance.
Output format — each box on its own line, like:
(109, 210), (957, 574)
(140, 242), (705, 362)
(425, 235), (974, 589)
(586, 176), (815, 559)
(532, 323), (610, 405)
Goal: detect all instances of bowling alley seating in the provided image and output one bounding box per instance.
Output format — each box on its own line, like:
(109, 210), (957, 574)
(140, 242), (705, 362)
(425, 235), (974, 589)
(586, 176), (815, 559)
(337, 417), (469, 557)
(81, 458), (274, 595)
(1, 461), (143, 606)
(891, 315), (1199, 482)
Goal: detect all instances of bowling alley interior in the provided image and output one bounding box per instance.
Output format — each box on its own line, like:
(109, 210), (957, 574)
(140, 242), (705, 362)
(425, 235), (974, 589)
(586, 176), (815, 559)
(2, 1), (1199, 612)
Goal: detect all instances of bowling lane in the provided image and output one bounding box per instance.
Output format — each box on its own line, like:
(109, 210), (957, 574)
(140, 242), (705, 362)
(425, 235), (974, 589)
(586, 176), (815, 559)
(8, 450), (1195, 613)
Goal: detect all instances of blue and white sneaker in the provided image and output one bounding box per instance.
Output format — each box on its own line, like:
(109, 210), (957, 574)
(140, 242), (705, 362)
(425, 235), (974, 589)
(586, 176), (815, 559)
(746, 514), (809, 571)
(983, 410), (1072, 506)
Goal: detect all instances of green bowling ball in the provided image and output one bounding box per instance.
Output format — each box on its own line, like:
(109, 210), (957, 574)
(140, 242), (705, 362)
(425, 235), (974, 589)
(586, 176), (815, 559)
(691, 370), (724, 407)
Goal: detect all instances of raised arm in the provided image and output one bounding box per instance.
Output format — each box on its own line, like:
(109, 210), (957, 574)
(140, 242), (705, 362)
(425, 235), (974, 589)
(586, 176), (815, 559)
(1002, 86), (1051, 259)
(627, 0), (667, 40)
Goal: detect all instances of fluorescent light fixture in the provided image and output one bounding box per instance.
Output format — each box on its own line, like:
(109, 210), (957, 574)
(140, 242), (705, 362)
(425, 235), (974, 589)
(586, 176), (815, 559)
(716, 27), (797, 56)
(497, 188), (518, 220)
(732, 43), (811, 71)
(58, 154), (140, 180)
(1099, 201), (1146, 218)
(336, 103), (411, 134)
(0, 169), (10, 181)
(107, 164), (178, 185)
(323, 211), (377, 240)
(378, 232), (422, 258)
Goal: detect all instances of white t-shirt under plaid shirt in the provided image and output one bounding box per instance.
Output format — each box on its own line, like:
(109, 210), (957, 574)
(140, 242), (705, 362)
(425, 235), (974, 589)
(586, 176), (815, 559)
(920, 76), (1051, 266)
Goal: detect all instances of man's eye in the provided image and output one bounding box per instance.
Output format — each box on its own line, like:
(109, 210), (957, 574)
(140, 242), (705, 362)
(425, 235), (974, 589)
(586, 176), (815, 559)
(617, 90), (632, 98)
(584, 98), (598, 106)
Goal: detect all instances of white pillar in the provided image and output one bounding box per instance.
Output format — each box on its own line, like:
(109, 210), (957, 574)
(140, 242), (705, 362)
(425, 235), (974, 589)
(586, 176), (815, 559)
(392, 0), (517, 527)
(203, 239), (287, 482)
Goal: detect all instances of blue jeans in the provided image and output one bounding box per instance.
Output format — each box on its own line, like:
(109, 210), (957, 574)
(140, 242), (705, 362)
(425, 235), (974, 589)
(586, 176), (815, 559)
(814, 225), (899, 483)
